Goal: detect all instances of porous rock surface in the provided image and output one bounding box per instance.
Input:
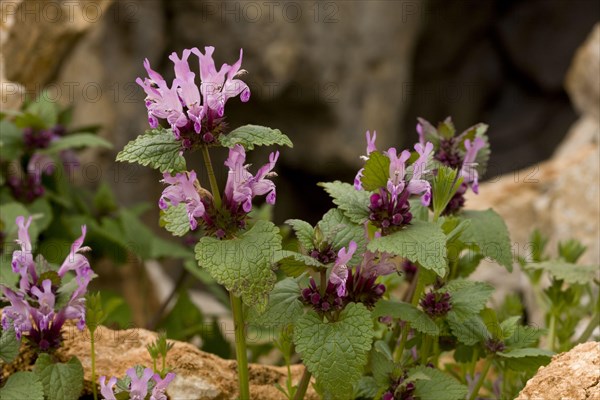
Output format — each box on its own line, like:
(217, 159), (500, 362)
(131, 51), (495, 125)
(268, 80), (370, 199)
(55, 323), (317, 400)
(517, 341), (600, 400)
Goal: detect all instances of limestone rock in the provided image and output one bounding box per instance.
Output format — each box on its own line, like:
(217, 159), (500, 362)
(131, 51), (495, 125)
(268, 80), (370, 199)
(517, 342), (600, 400)
(55, 323), (317, 400)
(566, 24), (600, 119)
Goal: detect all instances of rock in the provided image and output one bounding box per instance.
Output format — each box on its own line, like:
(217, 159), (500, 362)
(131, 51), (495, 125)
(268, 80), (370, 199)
(55, 323), (317, 400)
(566, 24), (600, 120)
(517, 341), (600, 400)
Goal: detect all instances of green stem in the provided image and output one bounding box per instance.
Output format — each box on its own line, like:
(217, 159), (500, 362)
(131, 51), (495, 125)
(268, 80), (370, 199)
(292, 368), (311, 400)
(468, 356), (494, 400)
(411, 270), (425, 306)
(230, 293), (250, 400)
(90, 331), (97, 400)
(547, 313), (557, 351)
(393, 325), (410, 363)
(420, 335), (432, 364)
(201, 145), (222, 208)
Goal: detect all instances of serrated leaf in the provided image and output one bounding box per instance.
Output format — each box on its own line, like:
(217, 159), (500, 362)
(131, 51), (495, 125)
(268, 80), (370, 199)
(360, 151), (390, 191)
(42, 133), (112, 153)
(286, 219), (315, 251)
(367, 221), (447, 276)
(498, 348), (553, 372)
(294, 303), (373, 399)
(448, 314), (490, 346)
(276, 251), (324, 276)
(0, 327), (21, 363)
(526, 261), (598, 285)
(373, 300), (439, 336)
(354, 376), (379, 399)
(34, 354), (84, 400)
(195, 220), (281, 309)
(499, 316), (521, 340)
(219, 124), (293, 150)
(319, 181), (371, 224)
(0, 371), (44, 400)
(460, 209), (513, 271)
(160, 203), (191, 237)
(505, 325), (545, 349)
(116, 128), (186, 173)
(444, 280), (494, 322)
(410, 365), (468, 400)
(318, 208), (366, 265)
(371, 341), (394, 386)
(248, 277), (303, 328)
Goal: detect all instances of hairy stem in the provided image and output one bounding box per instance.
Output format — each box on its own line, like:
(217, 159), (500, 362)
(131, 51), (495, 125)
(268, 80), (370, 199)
(547, 313), (557, 351)
(468, 356), (493, 400)
(230, 293), (250, 400)
(420, 335), (432, 364)
(293, 368), (312, 400)
(90, 331), (97, 400)
(201, 145), (222, 208)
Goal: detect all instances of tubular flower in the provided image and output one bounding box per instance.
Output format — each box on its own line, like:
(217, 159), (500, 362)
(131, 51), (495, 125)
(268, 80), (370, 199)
(137, 46), (250, 145)
(329, 241), (357, 297)
(99, 369), (176, 400)
(159, 171), (206, 230)
(223, 144), (278, 214)
(1, 216), (93, 349)
(354, 130), (377, 190)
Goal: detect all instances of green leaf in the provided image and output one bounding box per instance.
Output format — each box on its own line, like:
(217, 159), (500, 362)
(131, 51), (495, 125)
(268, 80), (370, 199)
(0, 202), (41, 242)
(158, 289), (204, 342)
(0, 327), (21, 363)
(0, 120), (24, 161)
(219, 124), (293, 150)
(42, 133), (112, 153)
(319, 181), (371, 224)
(448, 314), (490, 346)
(505, 325), (546, 349)
(195, 220), (281, 309)
(119, 209), (154, 260)
(367, 221), (447, 276)
(276, 251), (324, 276)
(444, 280), (494, 322)
(437, 117), (456, 139)
(34, 354), (84, 400)
(27, 198), (53, 233)
(93, 182), (118, 214)
(499, 316), (521, 340)
(373, 300), (439, 336)
(371, 341), (394, 386)
(116, 128), (186, 173)
(318, 208), (366, 265)
(248, 277), (304, 328)
(498, 348), (553, 372)
(431, 166), (463, 218)
(526, 261), (598, 285)
(0, 371), (44, 400)
(27, 94), (59, 126)
(460, 209), (513, 271)
(360, 151), (390, 191)
(160, 204), (191, 237)
(294, 303), (373, 399)
(286, 219), (315, 251)
(410, 365), (468, 400)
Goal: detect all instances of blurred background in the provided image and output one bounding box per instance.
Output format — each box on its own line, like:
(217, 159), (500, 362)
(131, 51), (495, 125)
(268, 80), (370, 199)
(1, 0), (599, 352)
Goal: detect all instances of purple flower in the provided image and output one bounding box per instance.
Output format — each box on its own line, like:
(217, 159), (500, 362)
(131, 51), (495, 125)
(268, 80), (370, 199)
(150, 372), (176, 400)
(99, 376), (118, 400)
(360, 251), (396, 278)
(99, 369), (176, 400)
(354, 131), (377, 190)
(127, 367), (154, 400)
(460, 137), (485, 194)
(159, 171), (206, 230)
(1, 217), (93, 349)
(137, 47), (250, 141)
(387, 142), (433, 207)
(329, 241), (357, 297)
(223, 144), (278, 213)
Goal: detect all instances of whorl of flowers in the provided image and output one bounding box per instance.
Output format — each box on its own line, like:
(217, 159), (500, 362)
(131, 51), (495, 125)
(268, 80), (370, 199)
(0, 216), (93, 350)
(99, 368), (175, 400)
